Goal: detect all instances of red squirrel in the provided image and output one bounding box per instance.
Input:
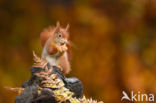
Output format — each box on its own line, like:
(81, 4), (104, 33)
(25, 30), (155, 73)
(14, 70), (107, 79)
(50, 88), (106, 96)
(40, 22), (71, 74)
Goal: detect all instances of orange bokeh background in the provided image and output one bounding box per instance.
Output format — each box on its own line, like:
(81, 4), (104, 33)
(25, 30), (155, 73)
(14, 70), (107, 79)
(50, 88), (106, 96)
(0, 0), (156, 103)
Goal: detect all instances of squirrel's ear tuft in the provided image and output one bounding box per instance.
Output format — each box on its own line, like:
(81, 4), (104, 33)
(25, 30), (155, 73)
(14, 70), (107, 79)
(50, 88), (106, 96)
(55, 21), (60, 32)
(56, 21), (60, 27)
(66, 24), (70, 32)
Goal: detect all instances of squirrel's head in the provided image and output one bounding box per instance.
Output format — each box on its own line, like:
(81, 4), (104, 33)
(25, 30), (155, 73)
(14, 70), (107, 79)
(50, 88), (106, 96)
(40, 21), (70, 47)
(53, 21), (70, 46)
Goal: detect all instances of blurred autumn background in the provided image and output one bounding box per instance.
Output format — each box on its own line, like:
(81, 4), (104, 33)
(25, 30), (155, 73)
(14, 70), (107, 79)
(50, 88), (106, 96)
(0, 0), (156, 103)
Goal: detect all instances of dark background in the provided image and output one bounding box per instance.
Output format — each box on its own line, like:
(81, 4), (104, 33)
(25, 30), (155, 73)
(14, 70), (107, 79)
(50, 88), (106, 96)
(0, 0), (156, 103)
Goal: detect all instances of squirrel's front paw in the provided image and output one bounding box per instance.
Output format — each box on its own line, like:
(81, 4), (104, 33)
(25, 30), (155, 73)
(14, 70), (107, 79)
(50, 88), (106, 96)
(57, 46), (63, 53)
(57, 45), (67, 53)
(61, 45), (68, 52)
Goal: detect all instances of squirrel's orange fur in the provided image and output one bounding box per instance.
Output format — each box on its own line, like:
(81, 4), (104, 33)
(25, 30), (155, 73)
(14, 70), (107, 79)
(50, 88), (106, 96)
(40, 22), (70, 74)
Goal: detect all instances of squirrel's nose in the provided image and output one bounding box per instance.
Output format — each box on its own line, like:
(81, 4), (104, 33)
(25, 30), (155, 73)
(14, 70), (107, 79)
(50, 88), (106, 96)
(63, 39), (67, 43)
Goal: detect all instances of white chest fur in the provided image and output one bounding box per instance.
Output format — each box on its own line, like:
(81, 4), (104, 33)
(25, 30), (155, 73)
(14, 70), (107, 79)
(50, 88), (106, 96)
(42, 47), (57, 66)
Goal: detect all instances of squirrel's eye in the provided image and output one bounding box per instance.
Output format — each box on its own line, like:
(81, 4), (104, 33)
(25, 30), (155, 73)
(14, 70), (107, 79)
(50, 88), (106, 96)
(58, 34), (62, 38)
